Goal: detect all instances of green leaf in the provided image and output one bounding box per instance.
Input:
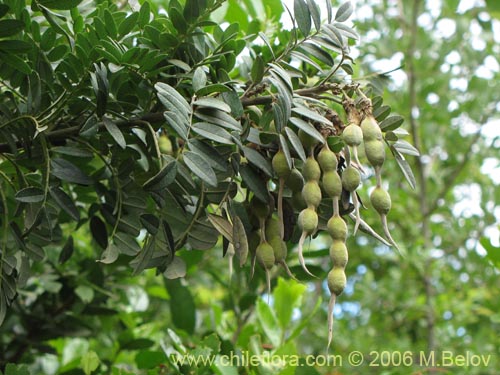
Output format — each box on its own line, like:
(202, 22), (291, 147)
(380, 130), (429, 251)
(183, 151), (218, 187)
(50, 158), (93, 185)
(480, 237), (500, 269)
(192, 66), (207, 93)
(239, 164), (268, 202)
(390, 146), (416, 190)
(164, 256), (186, 279)
(142, 160), (177, 191)
(251, 55), (265, 84)
(0, 20), (25, 37)
(306, 0), (321, 32)
(195, 83), (232, 97)
(194, 98), (231, 113)
(232, 215), (248, 267)
(49, 186), (80, 221)
(393, 140), (420, 156)
(165, 278), (196, 334)
(59, 235), (74, 264)
(4, 364), (31, 375)
(118, 12), (139, 37)
(195, 108), (242, 131)
(285, 127), (306, 161)
(81, 351), (100, 375)
(163, 111), (189, 141)
(38, 0), (83, 9)
(207, 214), (233, 242)
(289, 117), (325, 144)
(335, 1), (353, 22)
(191, 122), (234, 145)
(0, 4), (9, 19)
(90, 216), (108, 249)
(294, 0), (311, 37)
(256, 299), (281, 347)
(155, 82), (192, 121)
(135, 351), (167, 370)
(273, 278), (306, 329)
(0, 51), (32, 74)
(103, 117), (126, 149)
(242, 146), (273, 177)
(75, 285), (94, 304)
(373, 105), (391, 121)
(138, 1), (151, 27)
(15, 187), (44, 203)
(98, 243), (120, 264)
(292, 106), (330, 125)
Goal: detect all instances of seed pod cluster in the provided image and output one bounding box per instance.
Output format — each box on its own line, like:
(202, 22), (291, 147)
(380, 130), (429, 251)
(296, 154), (322, 276)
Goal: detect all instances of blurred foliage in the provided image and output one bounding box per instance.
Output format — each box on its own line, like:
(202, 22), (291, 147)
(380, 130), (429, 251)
(0, 0), (498, 374)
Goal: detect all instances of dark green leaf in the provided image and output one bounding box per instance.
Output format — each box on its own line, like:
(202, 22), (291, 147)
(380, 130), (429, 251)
(163, 111), (189, 141)
(38, 0), (83, 9)
(188, 139), (227, 171)
(195, 83), (232, 97)
(118, 12), (139, 37)
(90, 216), (108, 249)
(0, 4), (9, 19)
(0, 20), (25, 37)
(207, 214), (233, 242)
(279, 134), (293, 170)
(335, 1), (353, 22)
(0, 51), (32, 74)
(25, 243), (45, 261)
(15, 187), (44, 203)
(138, 1), (151, 27)
(143, 160), (177, 191)
(59, 235), (74, 264)
(183, 151), (217, 187)
(373, 105), (391, 121)
(49, 186), (80, 221)
(306, 0), (321, 31)
(140, 214), (160, 235)
(50, 158), (93, 185)
(242, 146), (273, 177)
(103, 117), (126, 149)
(294, 0), (311, 37)
(239, 164), (268, 202)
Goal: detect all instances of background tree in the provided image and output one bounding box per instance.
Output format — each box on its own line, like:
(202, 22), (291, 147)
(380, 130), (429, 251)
(0, 0), (498, 374)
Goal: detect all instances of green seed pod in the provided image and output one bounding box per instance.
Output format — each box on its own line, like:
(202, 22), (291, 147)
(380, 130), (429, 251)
(302, 156), (321, 181)
(285, 168), (304, 192)
(327, 215), (348, 241)
(302, 181), (321, 208)
(292, 190), (307, 210)
(370, 187), (391, 215)
(256, 242), (275, 270)
(361, 116), (382, 142)
(341, 166), (361, 192)
(327, 267), (347, 296)
(265, 216), (280, 240)
(298, 207), (318, 234)
(251, 198), (271, 219)
(329, 240), (348, 268)
(269, 235), (287, 263)
(318, 146), (338, 172)
(272, 150), (291, 178)
(298, 129), (320, 150)
(342, 124), (363, 146)
(364, 140), (385, 167)
(322, 170), (342, 198)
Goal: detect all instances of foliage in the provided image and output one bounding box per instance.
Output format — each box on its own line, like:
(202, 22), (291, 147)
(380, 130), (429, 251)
(0, 0), (499, 374)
